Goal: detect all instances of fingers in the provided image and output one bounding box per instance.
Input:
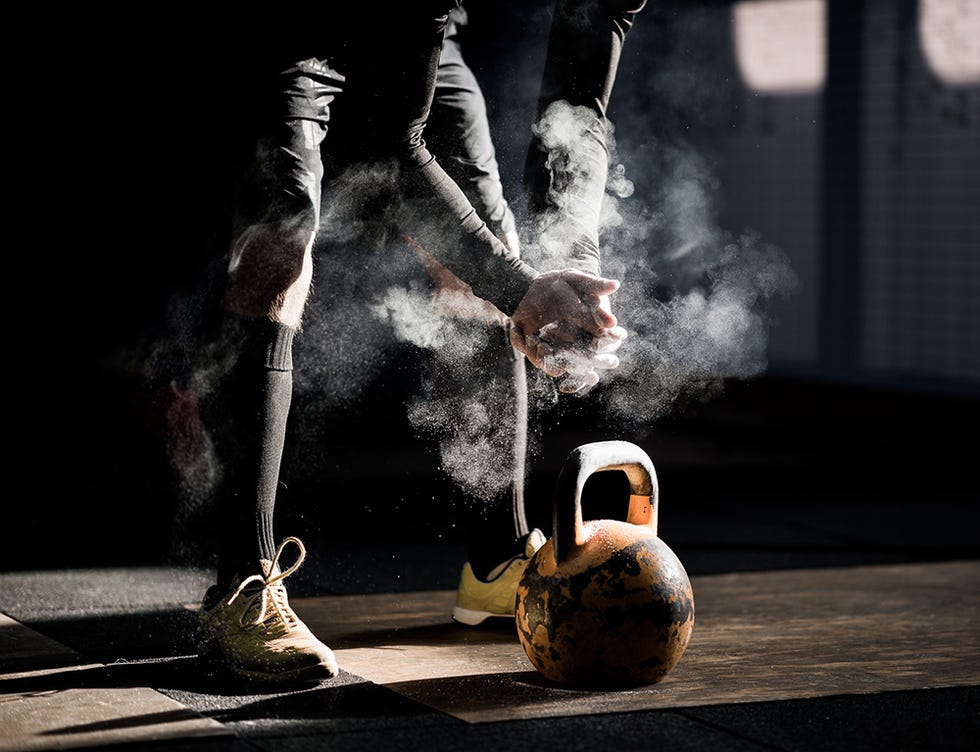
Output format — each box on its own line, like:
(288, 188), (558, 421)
(556, 296), (609, 337)
(510, 270), (622, 337)
(510, 327), (543, 371)
(538, 322), (627, 354)
(545, 349), (618, 373)
(531, 335), (565, 377)
(516, 317), (626, 383)
(579, 326), (626, 355)
(510, 269), (626, 391)
(512, 326), (566, 377)
(589, 302), (618, 330)
(561, 270), (621, 297)
(556, 295), (618, 336)
(563, 273), (620, 332)
(558, 370), (600, 394)
(588, 294), (618, 330)
(538, 321), (578, 347)
(591, 353), (620, 370)
(604, 325), (628, 340)
(540, 344), (619, 384)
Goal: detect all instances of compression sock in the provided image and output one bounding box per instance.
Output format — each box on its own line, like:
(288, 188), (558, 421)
(210, 316), (295, 589)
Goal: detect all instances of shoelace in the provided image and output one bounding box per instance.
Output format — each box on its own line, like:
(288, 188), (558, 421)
(227, 537), (307, 631)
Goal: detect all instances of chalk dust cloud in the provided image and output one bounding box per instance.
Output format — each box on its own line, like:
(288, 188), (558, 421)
(354, 100), (796, 494)
(139, 66), (795, 526)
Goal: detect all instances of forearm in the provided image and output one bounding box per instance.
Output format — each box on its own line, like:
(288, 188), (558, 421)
(534, 103), (607, 277)
(355, 6), (537, 313)
(525, 0), (647, 276)
(399, 152), (538, 313)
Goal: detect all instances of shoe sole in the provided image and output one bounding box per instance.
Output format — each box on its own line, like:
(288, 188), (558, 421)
(232, 659), (339, 684)
(453, 605), (514, 626)
(201, 648), (339, 684)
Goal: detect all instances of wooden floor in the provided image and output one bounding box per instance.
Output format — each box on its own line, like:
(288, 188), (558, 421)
(1, 560), (977, 750)
(296, 560), (980, 723)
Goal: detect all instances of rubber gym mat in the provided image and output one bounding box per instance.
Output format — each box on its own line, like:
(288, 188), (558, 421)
(0, 613), (230, 751)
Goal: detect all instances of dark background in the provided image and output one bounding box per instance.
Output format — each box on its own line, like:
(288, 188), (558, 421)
(11, 0), (978, 584)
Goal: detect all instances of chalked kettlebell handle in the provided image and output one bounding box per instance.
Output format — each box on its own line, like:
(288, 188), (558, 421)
(553, 440), (659, 563)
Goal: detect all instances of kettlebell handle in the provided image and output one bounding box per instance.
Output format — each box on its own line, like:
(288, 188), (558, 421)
(553, 441), (659, 563)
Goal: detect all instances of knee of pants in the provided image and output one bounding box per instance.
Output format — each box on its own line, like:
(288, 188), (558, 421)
(244, 125), (325, 221)
(230, 122), (324, 288)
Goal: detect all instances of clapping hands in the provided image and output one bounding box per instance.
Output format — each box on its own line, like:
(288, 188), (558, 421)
(509, 270), (626, 393)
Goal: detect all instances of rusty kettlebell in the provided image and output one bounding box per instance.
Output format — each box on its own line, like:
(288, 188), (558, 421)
(515, 440), (694, 687)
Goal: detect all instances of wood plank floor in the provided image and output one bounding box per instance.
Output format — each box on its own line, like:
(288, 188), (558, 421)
(293, 560), (980, 723)
(4, 560), (976, 747)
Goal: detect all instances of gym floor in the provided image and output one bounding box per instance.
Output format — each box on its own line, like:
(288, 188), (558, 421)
(3, 375), (978, 751)
(7, 0), (978, 747)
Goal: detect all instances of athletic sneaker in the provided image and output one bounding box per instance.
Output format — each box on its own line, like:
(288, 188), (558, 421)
(198, 537), (338, 682)
(453, 529), (546, 626)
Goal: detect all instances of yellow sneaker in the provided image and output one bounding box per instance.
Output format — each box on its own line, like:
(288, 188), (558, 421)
(453, 529), (546, 626)
(199, 537), (338, 683)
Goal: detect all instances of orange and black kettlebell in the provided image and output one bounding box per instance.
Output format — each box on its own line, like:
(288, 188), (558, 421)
(515, 440), (694, 687)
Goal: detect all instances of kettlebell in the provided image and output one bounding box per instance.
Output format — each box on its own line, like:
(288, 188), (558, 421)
(515, 441), (694, 687)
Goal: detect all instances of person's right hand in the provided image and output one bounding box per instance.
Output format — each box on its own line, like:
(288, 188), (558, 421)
(510, 270), (626, 392)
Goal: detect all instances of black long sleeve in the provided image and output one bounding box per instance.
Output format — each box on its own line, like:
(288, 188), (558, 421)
(339, 8), (538, 313)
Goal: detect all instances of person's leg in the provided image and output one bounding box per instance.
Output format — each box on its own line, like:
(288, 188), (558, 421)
(198, 60), (341, 682)
(404, 16), (541, 624)
(210, 122), (322, 589)
(207, 315), (296, 590)
(422, 16), (534, 574)
(210, 63), (334, 587)
(418, 314), (530, 560)
(450, 333), (545, 626)
(459, 327), (533, 572)
(410, 308), (544, 626)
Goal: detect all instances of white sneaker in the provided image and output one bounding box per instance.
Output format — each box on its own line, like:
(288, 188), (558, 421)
(199, 537), (338, 682)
